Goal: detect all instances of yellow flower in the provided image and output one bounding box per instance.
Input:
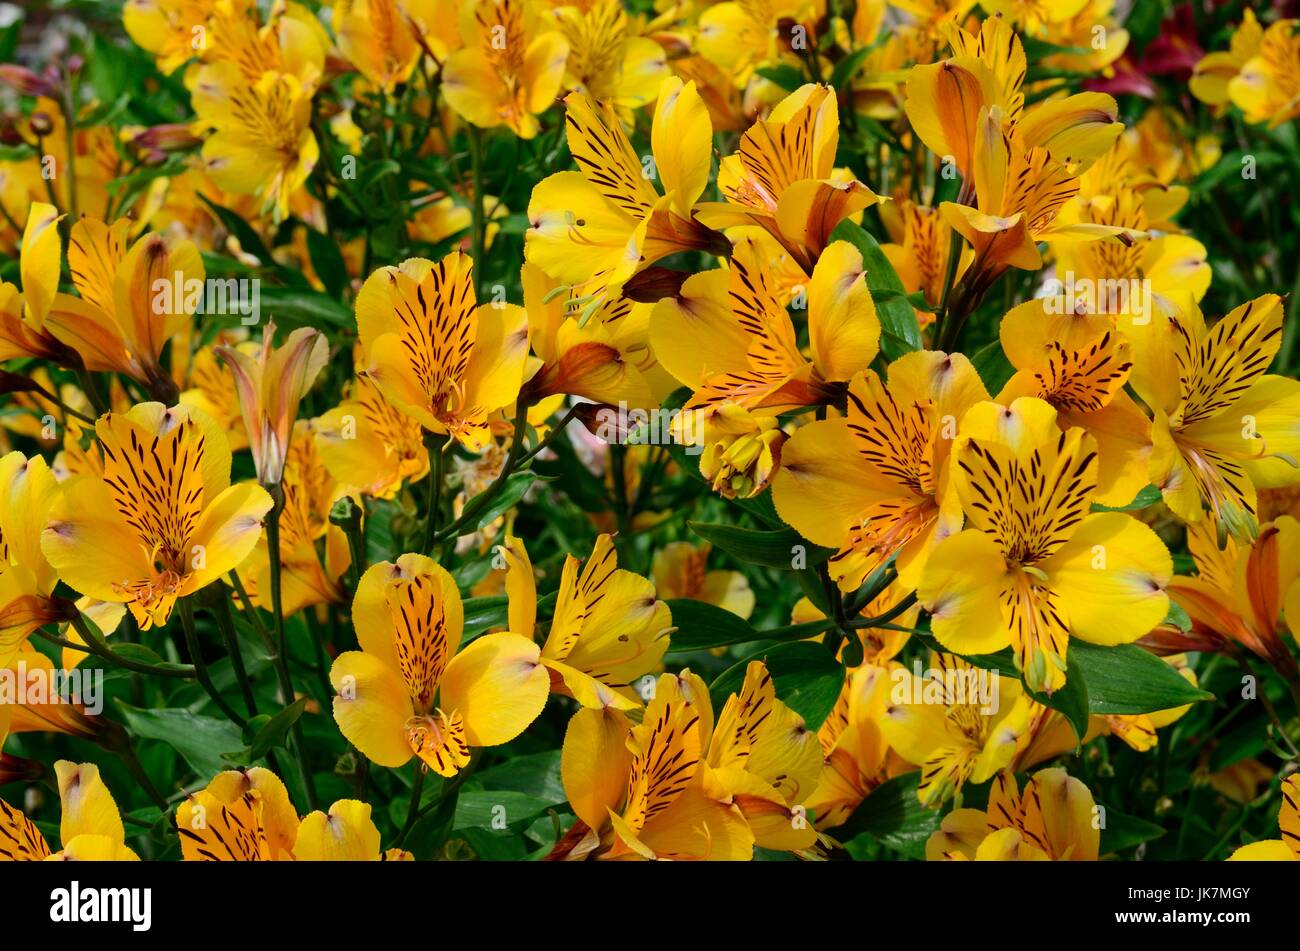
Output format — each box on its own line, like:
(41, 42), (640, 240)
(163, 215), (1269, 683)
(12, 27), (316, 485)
(330, 554), (550, 773)
(216, 319), (328, 486)
(333, 0), (446, 92)
(918, 397), (1172, 693)
(773, 351), (988, 591)
(441, 0), (570, 139)
(880, 197), (970, 326)
(1190, 9), (1264, 113)
(651, 236), (880, 415)
(0, 761), (138, 860)
(556, 664), (822, 860)
(314, 372), (430, 500)
(696, 83), (883, 272)
(236, 421), (350, 616)
(927, 767), (1100, 861)
(1221, 17), (1300, 127)
(503, 533), (670, 709)
(1169, 516), (1300, 684)
(1134, 294), (1300, 542)
(557, 0), (668, 113)
(526, 76), (723, 307)
(996, 298), (1151, 508)
(884, 653), (1036, 806)
(41, 403), (274, 630)
(355, 252), (531, 452)
(520, 260), (661, 408)
(36, 215), (204, 398)
(176, 767), (393, 860)
(0, 450), (67, 666)
(1227, 774), (1299, 861)
(651, 541), (754, 619)
(694, 403), (787, 500)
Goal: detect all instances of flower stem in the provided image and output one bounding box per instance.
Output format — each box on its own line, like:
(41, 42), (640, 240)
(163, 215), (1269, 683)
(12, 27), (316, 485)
(52, 615), (195, 679)
(208, 587), (259, 719)
(177, 597), (246, 726)
(468, 125), (487, 296)
(422, 430), (449, 554)
(396, 766), (427, 847)
(264, 483), (320, 810)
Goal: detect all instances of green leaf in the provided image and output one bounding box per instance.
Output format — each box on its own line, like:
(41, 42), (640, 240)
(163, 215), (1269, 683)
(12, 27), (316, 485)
(828, 772), (939, 858)
(1099, 807), (1166, 854)
(114, 703), (245, 778)
(453, 790), (555, 831)
(357, 159), (402, 191)
(462, 595), (509, 639)
(258, 286), (353, 329)
(829, 219), (923, 358)
(405, 785), (461, 860)
(755, 64), (806, 91)
(829, 46), (872, 90)
(710, 641), (844, 730)
(464, 470), (537, 533)
(1071, 641), (1212, 715)
(305, 227), (348, 299)
(1164, 599), (1192, 632)
(971, 339), (1015, 394)
(245, 698), (308, 761)
(668, 602), (830, 653)
(199, 195), (273, 263)
(1092, 484), (1163, 512)
(688, 520), (832, 570)
(1027, 654), (1089, 743)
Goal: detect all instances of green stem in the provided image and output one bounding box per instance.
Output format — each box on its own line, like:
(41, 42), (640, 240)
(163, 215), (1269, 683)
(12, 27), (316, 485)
(422, 430), (449, 555)
(468, 126), (487, 297)
(52, 616), (195, 679)
(209, 587), (259, 718)
(227, 569), (270, 647)
(177, 597), (246, 726)
(430, 399), (533, 546)
(61, 79), (80, 222)
(396, 766), (427, 847)
(264, 484), (320, 810)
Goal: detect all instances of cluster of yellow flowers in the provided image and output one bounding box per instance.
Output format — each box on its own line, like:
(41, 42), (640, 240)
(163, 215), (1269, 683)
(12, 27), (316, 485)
(0, 0), (1298, 863)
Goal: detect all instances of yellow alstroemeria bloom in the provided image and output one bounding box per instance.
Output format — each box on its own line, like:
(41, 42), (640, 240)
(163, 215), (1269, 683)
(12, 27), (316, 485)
(996, 298), (1151, 508)
(774, 350), (988, 591)
(216, 319), (328, 486)
(192, 67), (319, 220)
(315, 372), (430, 501)
(651, 541), (754, 619)
(0, 761), (138, 861)
(807, 659), (906, 829)
(905, 16), (1122, 184)
(675, 401), (788, 501)
(1169, 516), (1300, 685)
(355, 252), (531, 452)
(441, 0), (569, 139)
(919, 397), (1172, 693)
(41, 403), (274, 630)
(557, 0), (667, 113)
(176, 767), (401, 860)
(556, 664), (822, 860)
(2, 647), (104, 741)
(331, 554), (550, 774)
(237, 422), (350, 616)
(36, 215), (204, 399)
(526, 76), (724, 308)
(880, 197), (970, 327)
(1133, 294), (1300, 542)
(0, 450), (68, 666)
(926, 767), (1099, 861)
(1223, 17), (1300, 128)
(696, 83), (883, 272)
(652, 237), (880, 416)
(1190, 9), (1264, 112)
(123, 0), (218, 74)
(333, 0), (446, 92)
(503, 533), (670, 709)
(883, 652), (1035, 806)
(1227, 774), (1299, 861)
(520, 261), (660, 408)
